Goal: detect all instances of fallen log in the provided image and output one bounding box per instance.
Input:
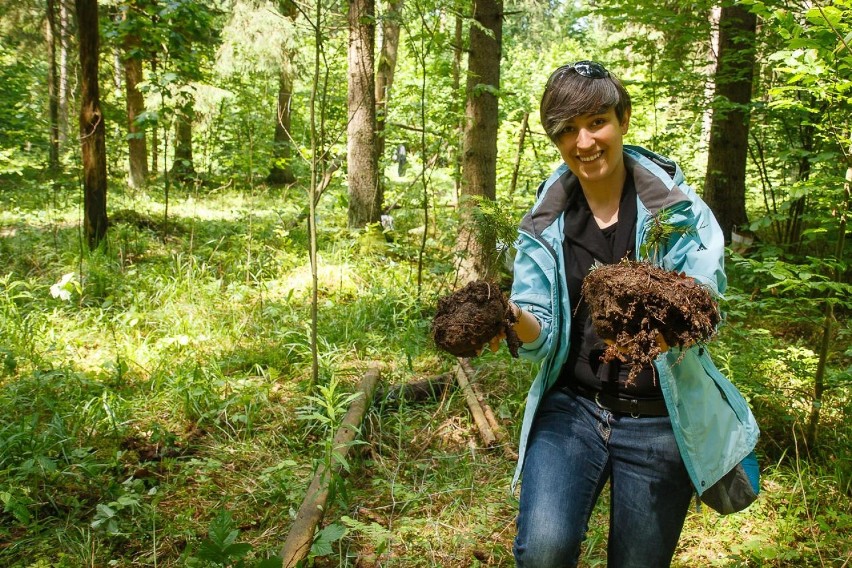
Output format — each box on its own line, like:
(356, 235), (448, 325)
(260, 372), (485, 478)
(459, 359), (518, 460)
(454, 360), (496, 447)
(280, 366), (381, 568)
(374, 373), (453, 407)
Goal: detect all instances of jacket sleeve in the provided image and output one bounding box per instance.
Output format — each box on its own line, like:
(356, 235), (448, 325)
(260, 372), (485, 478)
(662, 183), (728, 298)
(510, 233), (557, 362)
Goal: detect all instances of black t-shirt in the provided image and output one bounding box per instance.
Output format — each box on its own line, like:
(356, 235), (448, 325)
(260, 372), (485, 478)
(557, 172), (662, 399)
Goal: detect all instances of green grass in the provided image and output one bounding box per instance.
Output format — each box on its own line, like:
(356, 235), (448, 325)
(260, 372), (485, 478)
(0, 174), (850, 567)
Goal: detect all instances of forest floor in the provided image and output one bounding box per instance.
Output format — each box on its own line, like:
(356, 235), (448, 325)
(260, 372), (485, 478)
(0, 176), (850, 567)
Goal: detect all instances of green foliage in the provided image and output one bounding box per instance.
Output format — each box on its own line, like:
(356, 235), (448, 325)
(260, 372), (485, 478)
(469, 195), (522, 250)
(194, 510), (253, 565)
(340, 515), (391, 555)
(638, 210), (696, 263)
(730, 250), (851, 310)
(188, 509), (282, 567)
(91, 478), (156, 537)
(0, 40), (46, 175)
(310, 522), (347, 559)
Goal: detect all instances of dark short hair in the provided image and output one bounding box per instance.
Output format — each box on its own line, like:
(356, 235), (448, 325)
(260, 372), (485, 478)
(540, 62), (632, 142)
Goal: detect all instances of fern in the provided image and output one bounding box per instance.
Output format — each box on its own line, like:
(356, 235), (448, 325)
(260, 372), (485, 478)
(340, 515), (392, 555)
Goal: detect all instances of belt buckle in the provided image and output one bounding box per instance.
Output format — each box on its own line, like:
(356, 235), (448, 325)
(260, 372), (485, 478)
(629, 398), (641, 419)
(595, 392), (643, 418)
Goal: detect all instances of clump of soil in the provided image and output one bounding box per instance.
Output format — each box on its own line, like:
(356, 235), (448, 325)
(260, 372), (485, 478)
(582, 261), (720, 381)
(432, 280), (520, 358)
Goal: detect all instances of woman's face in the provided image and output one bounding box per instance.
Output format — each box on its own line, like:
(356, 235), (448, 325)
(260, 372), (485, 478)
(554, 107), (630, 189)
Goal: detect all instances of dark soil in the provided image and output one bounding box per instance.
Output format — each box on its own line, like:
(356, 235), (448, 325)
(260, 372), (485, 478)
(432, 280), (520, 358)
(582, 261), (720, 381)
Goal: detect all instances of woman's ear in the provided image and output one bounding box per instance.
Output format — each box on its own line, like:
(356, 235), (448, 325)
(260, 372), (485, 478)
(621, 110), (631, 134)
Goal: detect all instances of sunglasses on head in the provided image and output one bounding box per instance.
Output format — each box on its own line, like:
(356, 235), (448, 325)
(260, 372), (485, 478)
(552, 60), (610, 82)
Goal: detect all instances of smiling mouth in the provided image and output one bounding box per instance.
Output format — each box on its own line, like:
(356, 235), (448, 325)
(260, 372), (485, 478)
(578, 151), (604, 163)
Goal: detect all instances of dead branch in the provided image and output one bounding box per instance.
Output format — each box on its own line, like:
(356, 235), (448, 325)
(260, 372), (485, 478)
(459, 359), (517, 459)
(454, 359), (496, 447)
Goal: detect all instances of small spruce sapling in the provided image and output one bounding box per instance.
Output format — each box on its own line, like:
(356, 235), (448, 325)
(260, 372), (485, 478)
(639, 210), (696, 265)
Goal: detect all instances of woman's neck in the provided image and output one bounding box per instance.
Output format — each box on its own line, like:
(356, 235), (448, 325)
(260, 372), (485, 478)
(581, 169), (626, 229)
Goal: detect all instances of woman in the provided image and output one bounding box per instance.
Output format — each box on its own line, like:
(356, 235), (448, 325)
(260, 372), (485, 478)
(503, 61), (759, 567)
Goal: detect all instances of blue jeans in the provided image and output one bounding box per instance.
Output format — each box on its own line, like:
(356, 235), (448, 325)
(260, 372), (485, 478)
(513, 388), (693, 568)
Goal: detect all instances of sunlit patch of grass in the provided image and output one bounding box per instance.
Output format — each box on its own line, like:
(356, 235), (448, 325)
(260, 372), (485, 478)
(278, 257), (363, 300)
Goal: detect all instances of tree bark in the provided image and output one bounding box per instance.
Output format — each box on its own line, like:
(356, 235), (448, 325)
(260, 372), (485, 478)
(171, 98), (196, 182)
(46, 0), (60, 170)
(457, 0), (502, 282)
(122, 1), (148, 189)
(267, 53), (296, 185)
(452, 14), (464, 198)
(375, 0), (403, 194)
(268, 2), (299, 186)
(461, 359), (518, 460)
(346, 0), (380, 228)
(76, 0), (108, 250)
(280, 367), (381, 568)
(703, 2), (757, 242)
(58, 0), (71, 146)
(150, 51), (159, 175)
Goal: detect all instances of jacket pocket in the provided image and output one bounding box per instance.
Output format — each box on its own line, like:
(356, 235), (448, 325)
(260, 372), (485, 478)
(698, 350), (751, 425)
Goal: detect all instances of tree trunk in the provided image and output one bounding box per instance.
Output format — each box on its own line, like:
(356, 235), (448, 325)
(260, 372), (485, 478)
(150, 51), (159, 175)
(58, 0), (71, 146)
(452, 14), (464, 198)
(457, 0), (502, 282)
(375, 0), (403, 194)
(171, 98), (196, 182)
(76, 0), (108, 250)
(122, 2), (148, 189)
(267, 51), (296, 185)
(346, 0), (379, 228)
(703, 2), (757, 242)
(46, 0), (60, 170)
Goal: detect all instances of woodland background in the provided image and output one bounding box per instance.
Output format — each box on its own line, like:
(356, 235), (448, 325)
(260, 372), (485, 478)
(0, 0), (850, 565)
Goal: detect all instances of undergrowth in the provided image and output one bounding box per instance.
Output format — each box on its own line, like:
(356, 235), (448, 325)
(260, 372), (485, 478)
(0, 176), (849, 567)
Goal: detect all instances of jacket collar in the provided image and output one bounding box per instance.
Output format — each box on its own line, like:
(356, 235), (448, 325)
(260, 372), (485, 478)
(519, 150), (691, 239)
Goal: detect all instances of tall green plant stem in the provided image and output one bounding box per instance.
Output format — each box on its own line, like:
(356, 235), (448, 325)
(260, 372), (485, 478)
(307, 0), (321, 390)
(413, 8), (432, 297)
(806, 157), (850, 449)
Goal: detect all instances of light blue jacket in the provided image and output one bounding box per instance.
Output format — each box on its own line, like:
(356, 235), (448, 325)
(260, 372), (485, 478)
(510, 145), (760, 495)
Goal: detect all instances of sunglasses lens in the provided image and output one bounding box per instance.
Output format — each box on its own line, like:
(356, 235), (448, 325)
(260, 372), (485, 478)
(572, 61), (608, 78)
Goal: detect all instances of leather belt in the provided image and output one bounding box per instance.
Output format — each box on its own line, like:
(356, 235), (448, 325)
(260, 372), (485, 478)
(562, 384), (669, 417)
